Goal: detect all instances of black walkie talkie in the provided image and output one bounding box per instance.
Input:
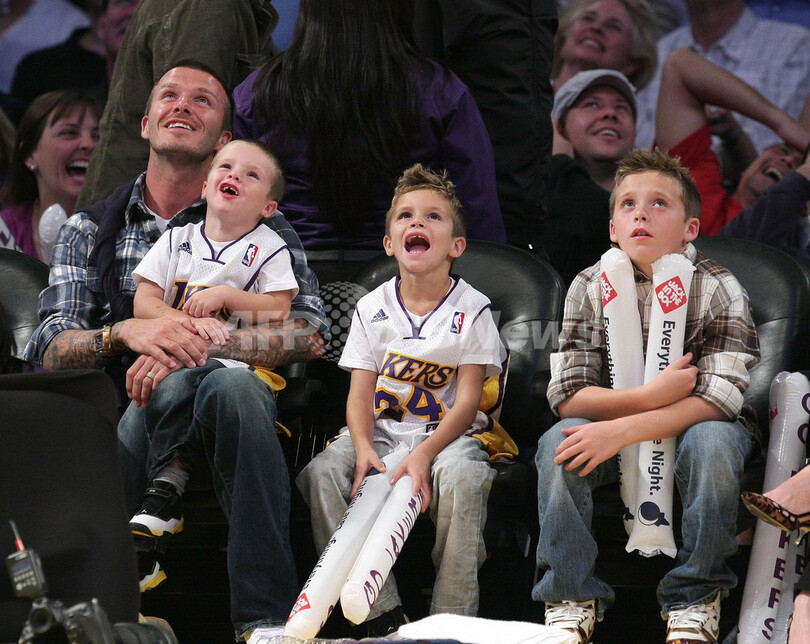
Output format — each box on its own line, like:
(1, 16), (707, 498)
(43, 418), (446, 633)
(6, 520), (47, 599)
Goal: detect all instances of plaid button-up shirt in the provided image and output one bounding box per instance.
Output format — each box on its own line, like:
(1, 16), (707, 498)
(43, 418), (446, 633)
(25, 173), (327, 363)
(547, 243), (760, 436)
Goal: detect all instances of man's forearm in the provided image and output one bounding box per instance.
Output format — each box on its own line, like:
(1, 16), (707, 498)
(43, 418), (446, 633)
(42, 322), (130, 370)
(42, 329), (104, 370)
(209, 319), (325, 367)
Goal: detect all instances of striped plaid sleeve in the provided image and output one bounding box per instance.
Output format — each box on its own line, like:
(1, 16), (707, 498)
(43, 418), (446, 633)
(690, 262), (760, 420)
(546, 267), (607, 414)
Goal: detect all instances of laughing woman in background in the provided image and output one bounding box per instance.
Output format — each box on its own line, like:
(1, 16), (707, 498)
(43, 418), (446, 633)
(0, 89), (100, 261)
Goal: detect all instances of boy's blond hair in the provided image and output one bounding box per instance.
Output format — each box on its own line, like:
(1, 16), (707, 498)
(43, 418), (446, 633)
(609, 148), (701, 221)
(386, 163), (467, 237)
(211, 139), (287, 202)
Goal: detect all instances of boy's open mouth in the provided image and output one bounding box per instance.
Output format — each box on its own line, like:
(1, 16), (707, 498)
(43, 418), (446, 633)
(220, 182), (239, 196)
(404, 233), (430, 254)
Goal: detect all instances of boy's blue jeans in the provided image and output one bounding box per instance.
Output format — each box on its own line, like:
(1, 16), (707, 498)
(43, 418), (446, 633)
(532, 416), (756, 619)
(117, 362), (298, 638)
(296, 434), (495, 618)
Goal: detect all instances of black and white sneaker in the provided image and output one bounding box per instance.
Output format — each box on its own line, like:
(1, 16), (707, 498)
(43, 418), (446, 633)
(130, 479), (184, 539)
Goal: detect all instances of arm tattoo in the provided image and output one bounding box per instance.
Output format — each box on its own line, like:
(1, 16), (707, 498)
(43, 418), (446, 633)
(42, 330), (107, 370)
(209, 321), (325, 367)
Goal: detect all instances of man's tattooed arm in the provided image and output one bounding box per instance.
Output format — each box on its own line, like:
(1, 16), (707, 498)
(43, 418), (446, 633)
(42, 330), (107, 370)
(209, 318), (325, 367)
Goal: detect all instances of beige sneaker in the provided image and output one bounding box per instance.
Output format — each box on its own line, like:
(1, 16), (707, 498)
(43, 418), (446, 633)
(544, 599), (597, 643)
(665, 591), (721, 643)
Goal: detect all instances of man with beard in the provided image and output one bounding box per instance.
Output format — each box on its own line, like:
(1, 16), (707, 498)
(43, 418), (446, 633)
(24, 63), (327, 643)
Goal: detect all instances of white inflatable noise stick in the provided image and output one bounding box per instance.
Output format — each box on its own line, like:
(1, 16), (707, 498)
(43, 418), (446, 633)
(284, 442), (409, 639)
(737, 372), (809, 644)
(600, 247), (645, 536)
(340, 474), (423, 624)
(38, 203), (67, 263)
(625, 253), (693, 558)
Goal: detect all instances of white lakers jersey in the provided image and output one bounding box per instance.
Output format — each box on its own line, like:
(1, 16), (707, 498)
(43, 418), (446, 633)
(133, 220), (298, 328)
(339, 276), (506, 447)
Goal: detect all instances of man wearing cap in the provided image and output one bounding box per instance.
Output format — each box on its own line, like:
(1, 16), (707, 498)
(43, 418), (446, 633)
(542, 51), (810, 284)
(541, 68), (637, 285)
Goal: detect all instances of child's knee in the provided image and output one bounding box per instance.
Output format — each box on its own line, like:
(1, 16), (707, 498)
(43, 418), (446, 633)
(536, 418), (584, 460)
(434, 458), (493, 498)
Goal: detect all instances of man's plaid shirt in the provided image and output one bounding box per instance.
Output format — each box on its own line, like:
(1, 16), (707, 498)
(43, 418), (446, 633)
(25, 173), (328, 363)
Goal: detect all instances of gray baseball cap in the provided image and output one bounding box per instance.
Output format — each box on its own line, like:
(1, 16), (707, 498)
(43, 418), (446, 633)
(552, 69), (637, 122)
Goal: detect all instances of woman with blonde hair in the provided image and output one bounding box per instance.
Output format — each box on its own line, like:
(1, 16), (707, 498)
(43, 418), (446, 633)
(553, 0), (658, 90)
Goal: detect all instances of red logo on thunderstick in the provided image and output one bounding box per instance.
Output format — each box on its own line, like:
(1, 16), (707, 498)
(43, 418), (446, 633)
(655, 277), (687, 313)
(288, 593), (311, 620)
(601, 272), (617, 308)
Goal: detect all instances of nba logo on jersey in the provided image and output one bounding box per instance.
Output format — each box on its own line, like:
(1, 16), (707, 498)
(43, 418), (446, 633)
(450, 311), (465, 334)
(242, 244), (259, 267)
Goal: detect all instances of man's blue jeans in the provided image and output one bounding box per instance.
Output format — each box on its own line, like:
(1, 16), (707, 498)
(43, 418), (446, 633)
(118, 362), (298, 637)
(532, 417), (756, 619)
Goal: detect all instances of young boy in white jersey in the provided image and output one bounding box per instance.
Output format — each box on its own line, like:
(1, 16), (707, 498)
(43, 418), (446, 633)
(125, 139), (299, 590)
(296, 163), (507, 637)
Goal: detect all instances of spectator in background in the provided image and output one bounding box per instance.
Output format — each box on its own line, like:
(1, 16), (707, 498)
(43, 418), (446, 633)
(552, 0), (658, 91)
(412, 0), (557, 252)
(653, 48), (809, 233)
(635, 0), (810, 183)
(543, 69), (636, 284)
(543, 53), (810, 284)
(0, 0), (90, 96)
(76, 0), (279, 209)
(717, 145), (810, 270)
(0, 89), (100, 261)
(10, 0), (142, 116)
(233, 0), (505, 279)
(557, 0), (686, 35)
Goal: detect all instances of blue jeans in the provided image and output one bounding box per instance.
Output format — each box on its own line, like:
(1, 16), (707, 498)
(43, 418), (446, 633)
(118, 363), (298, 637)
(532, 417), (756, 619)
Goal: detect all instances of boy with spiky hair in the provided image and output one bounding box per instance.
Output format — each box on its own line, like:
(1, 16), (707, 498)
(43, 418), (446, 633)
(297, 163), (509, 637)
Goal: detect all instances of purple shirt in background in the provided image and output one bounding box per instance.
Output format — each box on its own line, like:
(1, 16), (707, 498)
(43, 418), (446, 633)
(232, 60), (506, 250)
(0, 203), (39, 259)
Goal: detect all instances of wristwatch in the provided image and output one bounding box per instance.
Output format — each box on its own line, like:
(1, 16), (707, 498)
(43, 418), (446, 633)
(93, 324), (115, 358)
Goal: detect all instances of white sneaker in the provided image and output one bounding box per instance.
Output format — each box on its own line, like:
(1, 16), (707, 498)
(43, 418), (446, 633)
(544, 599), (597, 643)
(665, 591), (721, 643)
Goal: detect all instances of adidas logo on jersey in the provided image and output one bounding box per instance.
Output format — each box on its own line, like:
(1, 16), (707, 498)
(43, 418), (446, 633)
(371, 309), (388, 323)
(178, 241), (192, 255)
